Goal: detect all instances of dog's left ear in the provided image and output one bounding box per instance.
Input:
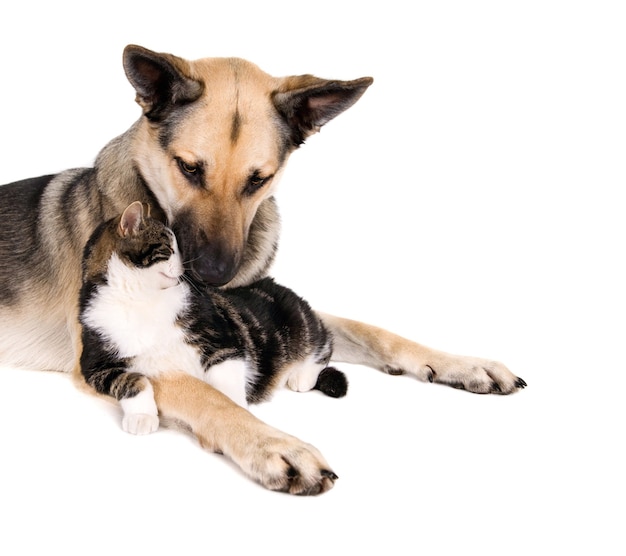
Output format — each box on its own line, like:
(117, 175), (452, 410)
(273, 75), (374, 146)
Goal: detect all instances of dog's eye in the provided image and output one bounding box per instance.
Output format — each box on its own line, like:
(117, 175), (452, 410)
(178, 159), (199, 175)
(243, 172), (272, 196)
(176, 158), (204, 187)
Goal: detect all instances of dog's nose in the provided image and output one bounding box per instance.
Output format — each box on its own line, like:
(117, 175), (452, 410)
(191, 244), (239, 286)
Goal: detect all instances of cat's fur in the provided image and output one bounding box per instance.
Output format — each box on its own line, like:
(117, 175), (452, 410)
(79, 201), (347, 434)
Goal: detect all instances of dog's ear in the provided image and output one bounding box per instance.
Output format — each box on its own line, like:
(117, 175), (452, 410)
(119, 201), (145, 237)
(123, 45), (204, 121)
(273, 75), (373, 146)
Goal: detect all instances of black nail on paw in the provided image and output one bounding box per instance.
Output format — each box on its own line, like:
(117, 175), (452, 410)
(385, 366), (405, 376)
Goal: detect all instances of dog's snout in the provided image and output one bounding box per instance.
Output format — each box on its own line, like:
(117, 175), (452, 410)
(191, 243), (240, 286)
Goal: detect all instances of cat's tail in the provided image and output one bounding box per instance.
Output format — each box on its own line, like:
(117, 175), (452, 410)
(314, 367), (348, 398)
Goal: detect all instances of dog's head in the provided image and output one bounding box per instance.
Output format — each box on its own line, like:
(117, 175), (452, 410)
(123, 45), (372, 286)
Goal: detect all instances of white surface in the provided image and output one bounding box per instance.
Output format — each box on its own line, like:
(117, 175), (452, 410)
(0, 2), (624, 555)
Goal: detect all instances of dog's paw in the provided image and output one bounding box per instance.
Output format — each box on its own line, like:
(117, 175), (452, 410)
(389, 352), (526, 394)
(122, 413), (160, 435)
(217, 429), (337, 495)
(256, 436), (337, 495)
(428, 356), (526, 394)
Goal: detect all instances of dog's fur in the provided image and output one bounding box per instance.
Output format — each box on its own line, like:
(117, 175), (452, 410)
(0, 45), (525, 495)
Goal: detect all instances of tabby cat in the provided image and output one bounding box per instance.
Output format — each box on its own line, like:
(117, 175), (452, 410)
(79, 201), (347, 435)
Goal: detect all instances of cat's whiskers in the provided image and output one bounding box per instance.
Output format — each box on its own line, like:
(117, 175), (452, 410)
(180, 273), (205, 296)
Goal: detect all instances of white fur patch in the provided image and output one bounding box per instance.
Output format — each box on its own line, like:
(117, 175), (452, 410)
(119, 381), (159, 435)
(205, 359), (250, 407)
(285, 354), (325, 393)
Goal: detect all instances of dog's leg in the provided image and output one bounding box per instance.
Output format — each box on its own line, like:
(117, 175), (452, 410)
(319, 313), (526, 394)
(151, 372), (337, 495)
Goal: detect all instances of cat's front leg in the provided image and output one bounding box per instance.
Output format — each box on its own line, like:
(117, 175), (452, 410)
(152, 372), (337, 495)
(319, 313), (526, 394)
(78, 343), (161, 434)
(119, 380), (159, 435)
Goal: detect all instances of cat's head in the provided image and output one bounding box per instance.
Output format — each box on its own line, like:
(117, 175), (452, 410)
(82, 201), (183, 289)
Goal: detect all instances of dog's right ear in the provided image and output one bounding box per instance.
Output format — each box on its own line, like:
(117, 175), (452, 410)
(123, 45), (204, 121)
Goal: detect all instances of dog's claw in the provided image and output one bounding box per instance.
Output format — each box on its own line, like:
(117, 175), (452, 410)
(515, 377), (528, 389)
(426, 365), (436, 383)
(384, 365), (405, 376)
(282, 463), (338, 496)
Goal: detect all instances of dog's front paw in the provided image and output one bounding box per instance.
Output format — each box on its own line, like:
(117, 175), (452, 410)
(390, 351), (526, 394)
(426, 355), (526, 394)
(253, 435), (337, 495)
(215, 427), (337, 495)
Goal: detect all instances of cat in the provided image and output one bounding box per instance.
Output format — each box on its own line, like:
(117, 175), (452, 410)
(78, 201), (348, 435)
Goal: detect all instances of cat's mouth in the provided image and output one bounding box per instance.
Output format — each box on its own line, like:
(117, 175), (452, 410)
(159, 272), (181, 289)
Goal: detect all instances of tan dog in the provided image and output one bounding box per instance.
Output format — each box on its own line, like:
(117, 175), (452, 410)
(0, 45), (526, 495)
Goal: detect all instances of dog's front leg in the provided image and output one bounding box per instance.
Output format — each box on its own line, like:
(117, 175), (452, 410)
(319, 313), (526, 394)
(151, 372), (337, 495)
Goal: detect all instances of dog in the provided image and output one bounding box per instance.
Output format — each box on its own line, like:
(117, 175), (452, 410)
(0, 45), (526, 495)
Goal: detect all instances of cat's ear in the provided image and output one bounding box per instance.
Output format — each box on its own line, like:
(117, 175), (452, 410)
(119, 201), (145, 237)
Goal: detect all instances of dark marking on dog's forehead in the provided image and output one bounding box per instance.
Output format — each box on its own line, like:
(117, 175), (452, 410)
(228, 64), (243, 145)
(230, 109), (242, 144)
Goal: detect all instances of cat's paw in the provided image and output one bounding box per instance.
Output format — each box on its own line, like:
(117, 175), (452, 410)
(122, 413), (160, 435)
(286, 356), (327, 393)
(119, 383), (159, 434)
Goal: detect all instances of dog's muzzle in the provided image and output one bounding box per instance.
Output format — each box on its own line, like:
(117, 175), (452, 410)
(190, 242), (240, 286)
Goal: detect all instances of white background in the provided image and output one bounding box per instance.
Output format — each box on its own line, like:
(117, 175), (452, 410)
(1, 1), (624, 554)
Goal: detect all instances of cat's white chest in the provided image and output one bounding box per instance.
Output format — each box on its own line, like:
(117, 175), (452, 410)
(82, 256), (203, 377)
(86, 285), (182, 353)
